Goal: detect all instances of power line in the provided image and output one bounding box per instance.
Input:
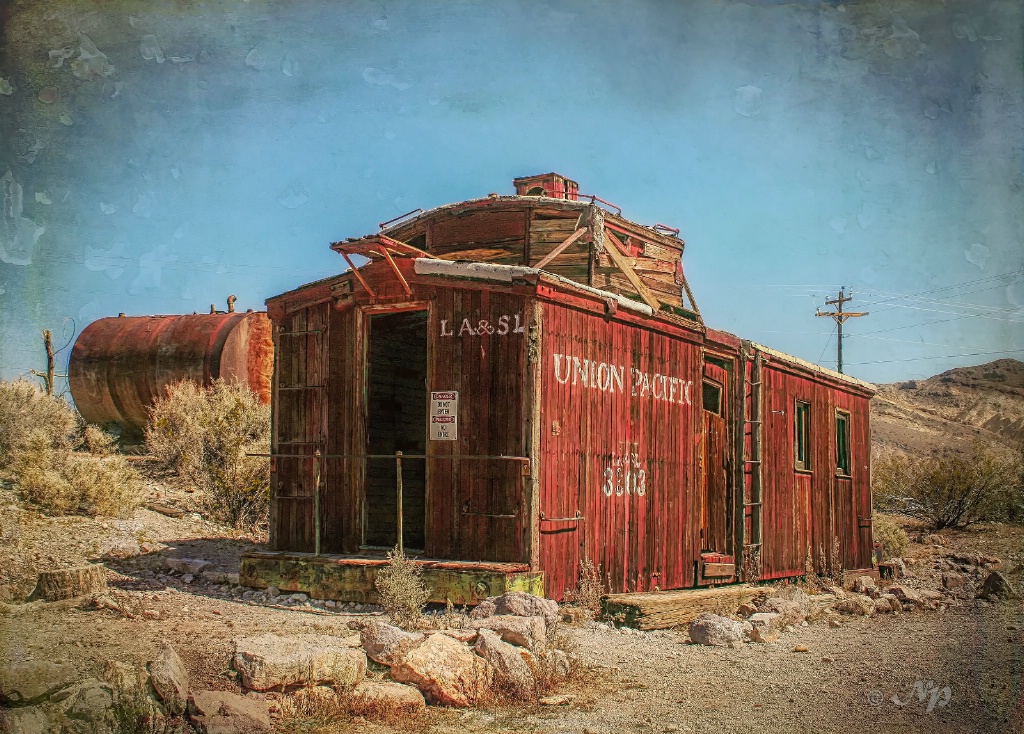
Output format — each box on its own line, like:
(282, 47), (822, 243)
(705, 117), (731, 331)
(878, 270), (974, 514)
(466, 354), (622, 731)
(846, 347), (1024, 366)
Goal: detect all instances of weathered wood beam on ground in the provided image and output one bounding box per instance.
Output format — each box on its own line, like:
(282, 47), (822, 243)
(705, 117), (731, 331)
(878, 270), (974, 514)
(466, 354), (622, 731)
(603, 585), (761, 630)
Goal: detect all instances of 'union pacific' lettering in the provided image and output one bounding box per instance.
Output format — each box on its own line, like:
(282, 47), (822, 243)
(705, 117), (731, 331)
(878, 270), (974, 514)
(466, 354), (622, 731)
(552, 353), (692, 405)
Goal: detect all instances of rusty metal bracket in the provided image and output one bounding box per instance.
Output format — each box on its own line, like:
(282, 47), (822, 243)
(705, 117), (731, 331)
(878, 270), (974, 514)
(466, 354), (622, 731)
(539, 510), (583, 522)
(379, 208), (423, 229)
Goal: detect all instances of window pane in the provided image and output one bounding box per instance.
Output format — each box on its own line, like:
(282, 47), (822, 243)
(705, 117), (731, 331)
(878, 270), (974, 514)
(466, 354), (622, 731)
(836, 412), (850, 474)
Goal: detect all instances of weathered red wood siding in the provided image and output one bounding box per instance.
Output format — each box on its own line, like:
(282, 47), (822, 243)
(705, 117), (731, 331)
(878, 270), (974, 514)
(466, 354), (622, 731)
(537, 296), (703, 599)
(425, 285), (529, 563)
(753, 354), (873, 580)
(269, 260), (532, 563)
(271, 301), (331, 552)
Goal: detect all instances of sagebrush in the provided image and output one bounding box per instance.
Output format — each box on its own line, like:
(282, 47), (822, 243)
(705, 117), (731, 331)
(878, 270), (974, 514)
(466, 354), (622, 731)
(374, 546), (429, 629)
(873, 514), (908, 559)
(1, 380), (143, 517)
(0, 379), (80, 468)
(146, 379), (270, 529)
(563, 557), (603, 621)
(873, 446), (1020, 530)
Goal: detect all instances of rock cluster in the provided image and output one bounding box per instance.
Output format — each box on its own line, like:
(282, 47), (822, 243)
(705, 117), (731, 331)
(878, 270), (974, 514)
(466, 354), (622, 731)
(0, 643), (272, 734)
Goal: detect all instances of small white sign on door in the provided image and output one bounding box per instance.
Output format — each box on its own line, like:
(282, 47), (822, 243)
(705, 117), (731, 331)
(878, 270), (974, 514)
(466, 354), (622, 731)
(430, 391), (458, 441)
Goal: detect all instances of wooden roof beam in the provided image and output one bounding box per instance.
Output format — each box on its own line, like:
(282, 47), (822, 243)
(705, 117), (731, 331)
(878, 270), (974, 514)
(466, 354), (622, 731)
(534, 227), (589, 270)
(601, 227), (661, 312)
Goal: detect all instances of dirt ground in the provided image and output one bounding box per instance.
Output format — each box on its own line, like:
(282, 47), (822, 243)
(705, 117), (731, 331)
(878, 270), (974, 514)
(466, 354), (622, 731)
(1, 476), (1022, 734)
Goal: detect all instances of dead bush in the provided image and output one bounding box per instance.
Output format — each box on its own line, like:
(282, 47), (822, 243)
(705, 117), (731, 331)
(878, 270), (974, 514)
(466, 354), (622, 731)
(374, 546), (430, 629)
(562, 557), (603, 622)
(0, 379), (80, 469)
(146, 379), (270, 529)
(14, 429), (144, 517)
(533, 629), (586, 697)
(873, 514), (908, 559)
(873, 446), (1018, 530)
(83, 424), (117, 456)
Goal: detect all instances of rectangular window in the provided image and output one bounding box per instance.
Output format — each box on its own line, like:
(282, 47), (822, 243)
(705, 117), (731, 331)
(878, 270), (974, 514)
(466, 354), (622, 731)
(835, 411), (851, 475)
(702, 380), (723, 415)
(794, 401), (811, 471)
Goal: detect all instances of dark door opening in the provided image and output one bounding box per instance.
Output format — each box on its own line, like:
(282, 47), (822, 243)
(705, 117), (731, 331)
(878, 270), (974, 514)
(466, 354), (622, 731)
(365, 310), (427, 550)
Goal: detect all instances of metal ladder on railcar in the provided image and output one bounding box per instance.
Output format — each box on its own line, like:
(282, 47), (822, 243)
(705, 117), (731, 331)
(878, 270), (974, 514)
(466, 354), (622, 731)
(742, 351), (764, 581)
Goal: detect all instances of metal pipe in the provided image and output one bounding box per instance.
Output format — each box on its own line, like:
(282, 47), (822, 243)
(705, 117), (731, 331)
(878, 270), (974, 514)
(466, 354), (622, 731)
(395, 451), (404, 555)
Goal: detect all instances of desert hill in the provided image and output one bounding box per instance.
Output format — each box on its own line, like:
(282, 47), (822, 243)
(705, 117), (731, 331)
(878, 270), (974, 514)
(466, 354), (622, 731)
(871, 358), (1024, 456)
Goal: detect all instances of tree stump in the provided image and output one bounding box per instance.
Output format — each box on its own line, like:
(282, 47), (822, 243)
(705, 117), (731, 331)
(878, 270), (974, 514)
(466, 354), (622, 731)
(28, 564), (107, 601)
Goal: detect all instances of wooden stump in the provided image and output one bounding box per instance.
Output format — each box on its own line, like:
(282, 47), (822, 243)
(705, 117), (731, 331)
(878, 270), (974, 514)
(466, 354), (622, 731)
(28, 564), (107, 601)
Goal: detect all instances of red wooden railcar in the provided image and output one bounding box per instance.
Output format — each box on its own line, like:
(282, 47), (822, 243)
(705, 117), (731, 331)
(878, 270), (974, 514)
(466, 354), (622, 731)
(243, 174), (874, 602)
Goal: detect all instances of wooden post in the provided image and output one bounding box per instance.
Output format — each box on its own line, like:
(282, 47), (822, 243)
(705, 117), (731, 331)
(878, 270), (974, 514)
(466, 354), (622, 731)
(43, 330), (54, 396)
(395, 451), (404, 555)
(313, 450), (321, 556)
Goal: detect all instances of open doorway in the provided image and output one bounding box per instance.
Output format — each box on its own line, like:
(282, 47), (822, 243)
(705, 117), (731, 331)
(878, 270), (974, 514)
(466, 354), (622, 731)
(364, 310), (427, 550)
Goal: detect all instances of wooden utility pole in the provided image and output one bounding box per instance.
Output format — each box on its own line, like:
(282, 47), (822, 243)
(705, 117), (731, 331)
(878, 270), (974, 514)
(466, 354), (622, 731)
(816, 287), (868, 374)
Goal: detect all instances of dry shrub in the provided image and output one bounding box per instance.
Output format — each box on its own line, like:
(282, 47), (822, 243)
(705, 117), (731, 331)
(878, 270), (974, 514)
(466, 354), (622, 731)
(0, 379), (80, 469)
(873, 514), (909, 560)
(562, 557), (603, 623)
(146, 379), (270, 529)
(14, 429), (144, 517)
(873, 446), (1018, 530)
(533, 629), (586, 697)
(83, 424), (117, 456)
(276, 687), (345, 734)
(374, 546), (430, 629)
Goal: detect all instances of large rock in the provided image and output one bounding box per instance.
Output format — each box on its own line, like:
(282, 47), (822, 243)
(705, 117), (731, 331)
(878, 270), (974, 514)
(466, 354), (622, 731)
(49, 678), (115, 732)
(0, 660), (78, 705)
(758, 598), (805, 626)
(165, 558), (212, 575)
(887, 585), (924, 606)
(233, 634), (366, 691)
(391, 632), (494, 707)
(469, 600), (497, 621)
(360, 621), (425, 666)
(852, 576), (876, 595)
(688, 613), (744, 646)
(0, 706), (49, 734)
(492, 592), (559, 630)
(103, 660), (165, 733)
(473, 628), (535, 699)
(148, 643), (190, 715)
(746, 612), (782, 643)
(873, 594), (902, 614)
(834, 593), (875, 616)
(349, 681), (426, 716)
(189, 689), (273, 734)
(470, 615), (546, 650)
(980, 571), (1018, 600)
(28, 565), (107, 602)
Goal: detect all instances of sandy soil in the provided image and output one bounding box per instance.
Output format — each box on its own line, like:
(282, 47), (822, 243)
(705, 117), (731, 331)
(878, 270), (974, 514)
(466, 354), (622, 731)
(1, 478), (1022, 734)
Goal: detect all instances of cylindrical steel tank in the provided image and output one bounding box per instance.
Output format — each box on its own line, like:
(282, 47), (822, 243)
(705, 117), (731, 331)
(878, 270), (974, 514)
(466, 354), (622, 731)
(69, 311), (274, 432)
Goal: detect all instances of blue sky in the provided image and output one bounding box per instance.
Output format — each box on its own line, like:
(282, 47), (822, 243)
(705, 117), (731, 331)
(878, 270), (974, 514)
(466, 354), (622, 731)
(1, 0), (1022, 389)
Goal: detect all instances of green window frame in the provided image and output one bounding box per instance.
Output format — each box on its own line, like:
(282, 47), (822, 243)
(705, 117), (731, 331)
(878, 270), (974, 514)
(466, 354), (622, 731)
(794, 400), (811, 471)
(835, 410), (851, 476)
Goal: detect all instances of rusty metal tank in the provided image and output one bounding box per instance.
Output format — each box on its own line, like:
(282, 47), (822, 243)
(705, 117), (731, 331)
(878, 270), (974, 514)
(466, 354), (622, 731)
(69, 308), (273, 433)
